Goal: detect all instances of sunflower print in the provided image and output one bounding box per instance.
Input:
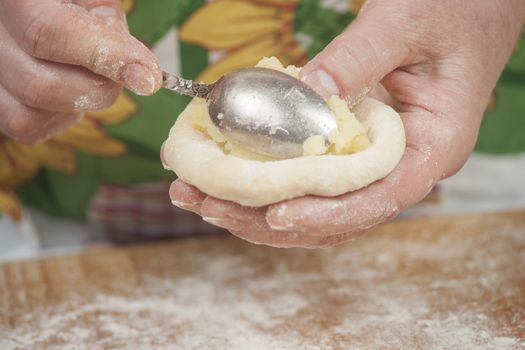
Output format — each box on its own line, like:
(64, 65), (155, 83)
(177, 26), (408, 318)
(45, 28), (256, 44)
(179, 0), (365, 83)
(350, 0), (366, 14)
(120, 0), (135, 14)
(180, 0), (308, 83)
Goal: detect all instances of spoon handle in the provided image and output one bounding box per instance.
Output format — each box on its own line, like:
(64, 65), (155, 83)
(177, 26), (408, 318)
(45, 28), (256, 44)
(162, 71), (213, 99)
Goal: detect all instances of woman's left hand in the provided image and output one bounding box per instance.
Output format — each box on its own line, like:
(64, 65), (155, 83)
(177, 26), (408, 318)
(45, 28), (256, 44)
(166, 0), (525, 248)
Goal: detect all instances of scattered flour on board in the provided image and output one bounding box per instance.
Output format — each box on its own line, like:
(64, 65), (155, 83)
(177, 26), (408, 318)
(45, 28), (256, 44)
(1, 217), (524, 349)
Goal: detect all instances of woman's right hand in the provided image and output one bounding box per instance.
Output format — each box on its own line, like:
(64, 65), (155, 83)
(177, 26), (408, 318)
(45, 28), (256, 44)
(0, 0), (162, 144)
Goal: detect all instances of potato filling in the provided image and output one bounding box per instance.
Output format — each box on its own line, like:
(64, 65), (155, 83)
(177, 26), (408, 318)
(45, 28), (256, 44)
(189, 57), (370, 160)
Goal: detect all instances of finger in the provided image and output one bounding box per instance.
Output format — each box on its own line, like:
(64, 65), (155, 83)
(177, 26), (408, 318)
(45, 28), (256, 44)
(265, 151), (408, 235)
(198, 197), (325, 248)
(229, 228), (327, 249)
(168, 182), (324, 247)
(0, 84), (82, 144)
(35, 112), (84, 141)
(169, 180), (207, 215)
(0, 23), (121, 113)
(0, 0), (161, 96)
(170, 182), (370, 248)
(300, 7), (413, 103)
(266, 109), (478, 234)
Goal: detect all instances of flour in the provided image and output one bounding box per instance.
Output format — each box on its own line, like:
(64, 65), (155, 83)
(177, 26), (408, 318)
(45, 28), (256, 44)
(1, 274), (307, 349)
(74, 95), (90, 110)
(1, 215), (524, 349)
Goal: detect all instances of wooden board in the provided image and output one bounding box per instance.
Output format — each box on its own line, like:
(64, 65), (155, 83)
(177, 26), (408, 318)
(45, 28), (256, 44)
(1, 211), (524, 349)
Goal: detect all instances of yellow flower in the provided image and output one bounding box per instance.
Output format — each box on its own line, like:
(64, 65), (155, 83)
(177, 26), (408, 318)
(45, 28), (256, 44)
(0, 188), (23, 222)
(350, 0), (366, 14)
(180, 0), (307, 83)
(0, 94), (138, 222)
(120, 0), (135, 14)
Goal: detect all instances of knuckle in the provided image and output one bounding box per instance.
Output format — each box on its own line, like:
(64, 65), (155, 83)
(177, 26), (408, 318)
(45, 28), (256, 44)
(347, 34), (382, 81)
(333, 34), (366, 72)
(22, 11), (57, 57)
(19, 72), (122, 112)
(326, 33), (383, 95)
(87, 41), (113, 74)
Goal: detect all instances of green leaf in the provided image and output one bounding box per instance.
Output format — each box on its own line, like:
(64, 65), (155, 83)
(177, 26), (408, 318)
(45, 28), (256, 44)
(476, 81), (525, 154)
(128, 0), (206, 45)
(180, 42), (209, 80)
(106, 89), (190, 152)
(295, 0), (355, 58)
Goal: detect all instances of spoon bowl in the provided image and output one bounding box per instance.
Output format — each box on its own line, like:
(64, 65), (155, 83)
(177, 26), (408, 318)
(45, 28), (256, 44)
(162, 67), (338, 158)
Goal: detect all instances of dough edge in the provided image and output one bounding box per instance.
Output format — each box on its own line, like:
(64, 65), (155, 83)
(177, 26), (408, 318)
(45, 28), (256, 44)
(164, 97), (406, 207)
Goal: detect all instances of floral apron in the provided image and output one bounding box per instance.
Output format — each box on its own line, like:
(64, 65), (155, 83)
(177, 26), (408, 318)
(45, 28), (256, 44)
(1, 0), (523, 240)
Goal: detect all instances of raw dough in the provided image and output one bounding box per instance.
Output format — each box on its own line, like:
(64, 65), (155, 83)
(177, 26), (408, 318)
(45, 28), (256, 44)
(163, 59), (406, 207)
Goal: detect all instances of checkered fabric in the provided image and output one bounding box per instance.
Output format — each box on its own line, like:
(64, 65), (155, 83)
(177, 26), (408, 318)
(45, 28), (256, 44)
(88, 183), (226, 243)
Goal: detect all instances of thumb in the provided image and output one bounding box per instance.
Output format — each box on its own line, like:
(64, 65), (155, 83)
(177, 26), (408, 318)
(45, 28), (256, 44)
(300, 13), (411, 104)
(71, 0), (160, 96)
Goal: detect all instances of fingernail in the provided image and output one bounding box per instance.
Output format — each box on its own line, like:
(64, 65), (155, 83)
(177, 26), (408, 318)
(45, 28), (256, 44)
(266, 215), (295, 232)
(303, 70), (340, 99)
(268, 223), (296, 232)
(203, 217), (238, 228)
(90, 5), (118, 17)
(90, 6), (119, 23)
(160, 142), (170, 170)
(122, 64), (155, 95)
(266, 206), (301, 232)
(90, 6), (128, 29)
(316, 70), (340, 96)
(171, 199), (199, 208)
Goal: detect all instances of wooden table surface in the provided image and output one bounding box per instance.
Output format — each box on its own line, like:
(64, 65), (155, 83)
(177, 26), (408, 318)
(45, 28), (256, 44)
(1, 211), (524, 349)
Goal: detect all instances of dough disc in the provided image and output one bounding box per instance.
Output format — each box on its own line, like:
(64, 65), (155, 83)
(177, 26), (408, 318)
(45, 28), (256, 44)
(163, 97), (406, 207)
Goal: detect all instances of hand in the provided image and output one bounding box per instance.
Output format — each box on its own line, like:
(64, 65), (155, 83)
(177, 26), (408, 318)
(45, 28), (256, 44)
(168, 0), (525, 248)
(0, 0), (162, 144)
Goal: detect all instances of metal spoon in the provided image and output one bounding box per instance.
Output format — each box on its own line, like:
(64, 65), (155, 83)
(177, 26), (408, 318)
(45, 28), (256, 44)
(162, 68), (338, 158)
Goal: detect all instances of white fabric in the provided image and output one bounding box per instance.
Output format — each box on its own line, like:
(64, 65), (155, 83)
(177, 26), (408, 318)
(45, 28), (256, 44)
(2, 152), (525, 261)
